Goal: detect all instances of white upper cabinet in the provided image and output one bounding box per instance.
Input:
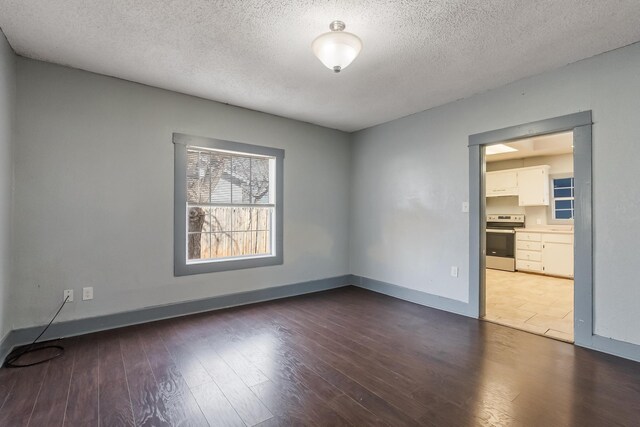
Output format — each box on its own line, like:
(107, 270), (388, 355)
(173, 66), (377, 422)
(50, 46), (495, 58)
(486, 165), (550, 206)
(517, 166), (550, 206)
(486, 170), (518, 197)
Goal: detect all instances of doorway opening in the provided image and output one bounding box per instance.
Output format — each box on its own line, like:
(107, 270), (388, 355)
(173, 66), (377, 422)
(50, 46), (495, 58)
(483, 132), (575, 341)
(467, 112), (593, 347)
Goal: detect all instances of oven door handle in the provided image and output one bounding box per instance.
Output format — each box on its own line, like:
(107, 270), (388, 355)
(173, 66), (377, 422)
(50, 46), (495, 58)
(486, 229), (516, 234)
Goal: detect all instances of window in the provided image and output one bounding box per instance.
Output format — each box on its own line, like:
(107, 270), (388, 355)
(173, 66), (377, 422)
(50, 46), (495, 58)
(173, 133), (283, 276)
(552, 177), (574, 220)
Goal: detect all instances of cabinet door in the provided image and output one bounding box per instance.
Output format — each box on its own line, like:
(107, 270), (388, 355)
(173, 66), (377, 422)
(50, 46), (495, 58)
(486, 171), (518, 196)
(542, 242), (573, 277)
(518, 168), (549, 206)
(486, 172), (500, 196)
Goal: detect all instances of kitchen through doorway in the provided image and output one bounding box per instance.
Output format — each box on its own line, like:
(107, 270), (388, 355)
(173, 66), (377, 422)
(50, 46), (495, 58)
(483, 131), (575, 342)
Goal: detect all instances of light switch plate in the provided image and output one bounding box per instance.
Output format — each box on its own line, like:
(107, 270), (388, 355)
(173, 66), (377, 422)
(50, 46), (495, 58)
(462, 202), (469, 213)
(450, 266), (459, 277)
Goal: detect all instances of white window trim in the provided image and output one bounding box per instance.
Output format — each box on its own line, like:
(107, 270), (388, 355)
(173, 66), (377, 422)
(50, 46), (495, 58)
(173, 133), (284, 276)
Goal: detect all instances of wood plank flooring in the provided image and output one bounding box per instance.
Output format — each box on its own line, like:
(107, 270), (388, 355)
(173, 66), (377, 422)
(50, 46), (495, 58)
(1, 286), (639, 426)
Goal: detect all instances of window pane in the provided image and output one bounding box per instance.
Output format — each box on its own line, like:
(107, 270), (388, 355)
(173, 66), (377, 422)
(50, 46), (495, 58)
(187, 149), (273, 206)
(554, 188), (573, 198)
(211, 155), (232, 203)
(555, 200), (573, 210)
(186, 150), (200, 177)
(230, 207), (246, 231)
(211, 233), (232, 258)
(200, 207), (212, 233)
(199, 152), (213, 203)
(252, 207), (271, 231)
(190, 206), (272, 260)
(230, 231), (271, 256)
(252, 231), (271, 255)
(188, 207), (208, 232)
(251, 158), (270, 204)
(555, 209), (573, 220)
(187, 233), (210, 260)
(553, 178), (573, 188)
(211, 207), (232, 232)
(232, 156), (251, 203)
(187, 150), (212, 203)
(201, 233), (211, 259)
(231, 231), (251, 256)
(186, 177), (199, 203)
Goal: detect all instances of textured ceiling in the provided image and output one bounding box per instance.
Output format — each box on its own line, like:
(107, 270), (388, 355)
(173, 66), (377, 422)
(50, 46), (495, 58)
(1, 1), (640, 132)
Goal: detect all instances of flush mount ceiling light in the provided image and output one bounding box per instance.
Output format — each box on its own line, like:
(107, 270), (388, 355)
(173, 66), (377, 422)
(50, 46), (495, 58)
(485, 144), (518, 155)
(312, 20), (362, 73)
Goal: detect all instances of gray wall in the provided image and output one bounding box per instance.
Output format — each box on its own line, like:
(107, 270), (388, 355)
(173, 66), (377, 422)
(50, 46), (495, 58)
(0, 32), (15, 340)
(12, 58), (351, 329)
(350, 42), (640, 346)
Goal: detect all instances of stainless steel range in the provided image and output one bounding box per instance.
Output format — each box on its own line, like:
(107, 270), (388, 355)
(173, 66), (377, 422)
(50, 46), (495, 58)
(486, 214), (525, 272)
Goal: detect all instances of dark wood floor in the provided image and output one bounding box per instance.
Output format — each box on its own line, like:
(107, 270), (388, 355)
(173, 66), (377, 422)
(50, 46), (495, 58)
(1, 286), (639, 426)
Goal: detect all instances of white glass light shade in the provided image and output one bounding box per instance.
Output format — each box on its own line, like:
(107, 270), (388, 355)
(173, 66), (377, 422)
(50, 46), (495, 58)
(312, 30), (362, 73)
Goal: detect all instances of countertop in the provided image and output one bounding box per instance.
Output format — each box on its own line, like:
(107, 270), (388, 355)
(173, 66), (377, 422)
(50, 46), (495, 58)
(516, 227), (574, 235)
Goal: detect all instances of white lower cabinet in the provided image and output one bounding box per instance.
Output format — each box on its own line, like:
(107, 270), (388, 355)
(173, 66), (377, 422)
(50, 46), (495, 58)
(516, 250), (542, 262)
(515, 231), (573, 278)
(517, 240), (542, 251)
(516, 259), (543, 272)
(542, 242), (574, 277)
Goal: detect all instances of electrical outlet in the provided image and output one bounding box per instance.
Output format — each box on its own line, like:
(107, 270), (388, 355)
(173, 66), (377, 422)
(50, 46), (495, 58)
(450, 266), (459, 278)
(536, 218), (542, 225)
(63, 289), (73, 303)
(461, 202), (469, 213)
(82, 287), (94, 301)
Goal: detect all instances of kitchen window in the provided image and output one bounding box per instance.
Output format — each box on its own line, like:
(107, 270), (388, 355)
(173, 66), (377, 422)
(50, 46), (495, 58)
(551, 177), (574, 220)
(173, 133), (284, 276)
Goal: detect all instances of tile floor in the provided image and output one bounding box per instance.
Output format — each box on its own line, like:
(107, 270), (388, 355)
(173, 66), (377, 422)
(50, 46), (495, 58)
(484, 268), (574, 342)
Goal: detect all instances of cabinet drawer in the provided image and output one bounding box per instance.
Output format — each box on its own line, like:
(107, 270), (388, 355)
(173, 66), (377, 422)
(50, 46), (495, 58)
(543, 233), (573, 244)
(516, 260), (543, 272)
(517, 250), (542, 262)
(517, 240), (542, 251)
(516, 232), (541, 242)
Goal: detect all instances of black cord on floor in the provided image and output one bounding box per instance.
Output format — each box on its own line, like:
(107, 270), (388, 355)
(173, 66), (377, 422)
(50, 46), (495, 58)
(3, 296), (68, 368)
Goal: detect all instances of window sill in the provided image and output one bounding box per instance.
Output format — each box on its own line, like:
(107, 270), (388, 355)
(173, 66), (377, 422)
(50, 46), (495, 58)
(175, 253), (282, 276)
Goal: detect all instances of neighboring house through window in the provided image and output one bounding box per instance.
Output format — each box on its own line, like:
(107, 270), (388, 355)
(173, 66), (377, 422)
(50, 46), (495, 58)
(173, 133), (284, 276)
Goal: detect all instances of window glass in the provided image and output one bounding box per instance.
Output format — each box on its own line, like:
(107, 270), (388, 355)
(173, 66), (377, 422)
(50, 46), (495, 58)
(186, 148), (275, 262)
(552, 177), (574, 220)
